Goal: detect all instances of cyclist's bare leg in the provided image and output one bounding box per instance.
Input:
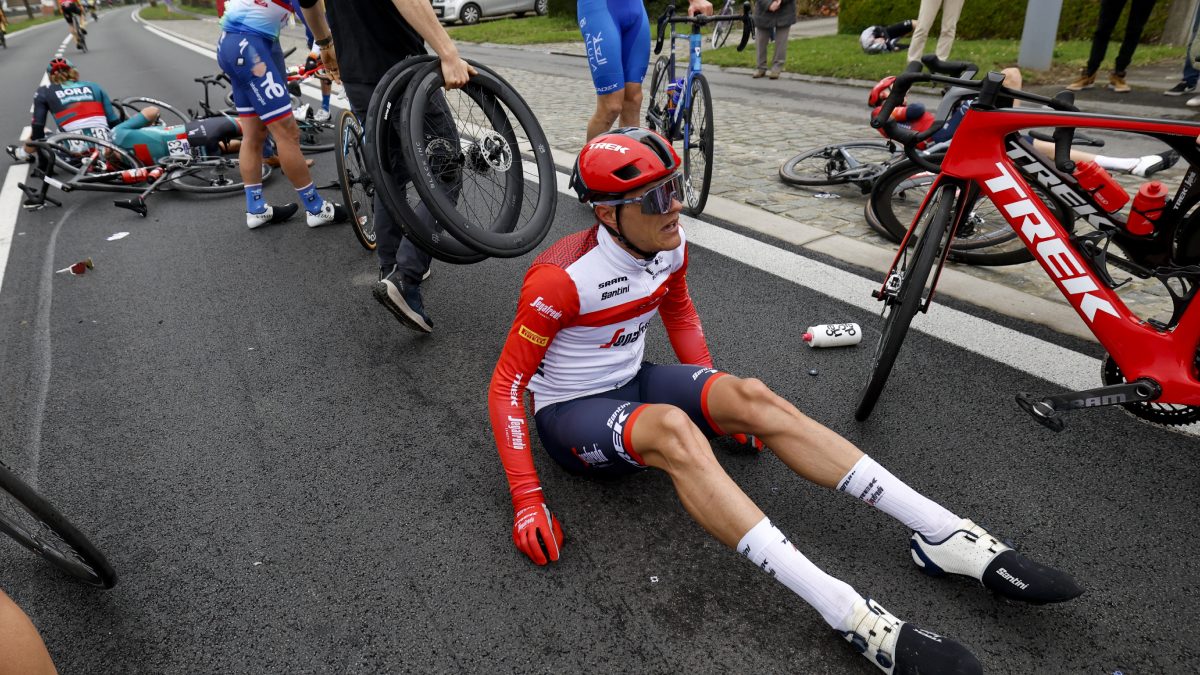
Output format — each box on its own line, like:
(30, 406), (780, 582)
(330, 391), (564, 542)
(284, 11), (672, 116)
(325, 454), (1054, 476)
(0, 590), (57, 675)
(587, 88), (626, 141)
(238, 116), (314, 188)
(138, 106), (160, 125)
(619, 82), (643, 129)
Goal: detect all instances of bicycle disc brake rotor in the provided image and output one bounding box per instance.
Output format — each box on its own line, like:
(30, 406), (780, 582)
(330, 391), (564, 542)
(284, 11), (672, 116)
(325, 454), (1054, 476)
(1102, 355), (1200, 426)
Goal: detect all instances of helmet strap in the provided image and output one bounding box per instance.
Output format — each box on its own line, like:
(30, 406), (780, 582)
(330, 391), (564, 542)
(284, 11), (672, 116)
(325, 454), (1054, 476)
(606, 207), (656, 261)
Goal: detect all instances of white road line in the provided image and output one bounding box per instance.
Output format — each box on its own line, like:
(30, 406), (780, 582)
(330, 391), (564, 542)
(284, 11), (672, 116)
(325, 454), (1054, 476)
(0, 167), (27, 299)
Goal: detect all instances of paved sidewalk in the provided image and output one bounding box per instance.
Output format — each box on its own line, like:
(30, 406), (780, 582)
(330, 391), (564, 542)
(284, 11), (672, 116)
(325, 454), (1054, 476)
(144, 14), (1189, 335)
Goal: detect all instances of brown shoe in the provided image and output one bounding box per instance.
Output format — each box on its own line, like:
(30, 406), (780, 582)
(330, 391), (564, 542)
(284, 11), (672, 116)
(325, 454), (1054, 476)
(752, 69), (766, 78)
(1108, 71), (1131, 93)
(1065, 70), (1096, 91)
(263, 156), (314, 168)
(768, 67), (781, 80)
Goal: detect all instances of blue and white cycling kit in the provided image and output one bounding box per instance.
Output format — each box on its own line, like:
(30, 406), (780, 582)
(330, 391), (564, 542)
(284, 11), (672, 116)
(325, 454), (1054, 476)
(216, 0), (293, 124)
(577, 0), (651, 95)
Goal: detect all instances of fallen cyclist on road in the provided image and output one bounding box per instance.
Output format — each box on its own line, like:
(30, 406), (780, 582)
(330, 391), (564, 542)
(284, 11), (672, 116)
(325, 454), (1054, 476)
(487, 127), (1083, 674)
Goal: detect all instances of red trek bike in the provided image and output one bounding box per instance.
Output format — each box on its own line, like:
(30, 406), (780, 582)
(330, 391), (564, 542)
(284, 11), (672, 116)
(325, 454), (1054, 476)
(855, 69), (1200, 431)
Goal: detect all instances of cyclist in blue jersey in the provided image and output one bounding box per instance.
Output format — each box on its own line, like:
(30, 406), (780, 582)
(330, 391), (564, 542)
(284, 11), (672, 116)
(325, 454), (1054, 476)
(216, 0), (347, 230)
(579, 0), (713, 141)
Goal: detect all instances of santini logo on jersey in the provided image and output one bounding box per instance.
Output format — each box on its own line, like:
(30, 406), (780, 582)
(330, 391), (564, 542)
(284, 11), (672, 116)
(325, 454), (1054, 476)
(985, 160), (1118, 323)
(588, 142), (629, 154)
(518, 325), (549, 347)
(529, 296), (562, 320)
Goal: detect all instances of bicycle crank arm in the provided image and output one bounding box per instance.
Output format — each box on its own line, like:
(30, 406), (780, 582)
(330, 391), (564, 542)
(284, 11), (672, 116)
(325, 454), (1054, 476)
(1015, 379), (1162, 432)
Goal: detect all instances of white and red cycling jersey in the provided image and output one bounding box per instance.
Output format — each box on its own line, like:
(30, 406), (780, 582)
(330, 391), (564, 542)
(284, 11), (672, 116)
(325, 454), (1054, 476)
(487, 224), (712, 498)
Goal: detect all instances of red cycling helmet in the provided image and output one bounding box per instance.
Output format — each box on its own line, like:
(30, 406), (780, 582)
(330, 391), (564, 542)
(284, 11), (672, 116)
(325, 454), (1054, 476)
(868, 76), (896, 108)
(47, 57), (75, 75)
(570, 127), (681, 203)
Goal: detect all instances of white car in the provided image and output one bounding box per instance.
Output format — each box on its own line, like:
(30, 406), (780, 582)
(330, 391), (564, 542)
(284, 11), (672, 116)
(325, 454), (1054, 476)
(432, 0), (548, 25)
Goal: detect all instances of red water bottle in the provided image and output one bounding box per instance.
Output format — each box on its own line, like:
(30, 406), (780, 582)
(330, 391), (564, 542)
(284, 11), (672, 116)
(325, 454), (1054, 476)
(1126, 181), (1168, 236)
(120, 167), (148, 184)
(1073, 161), (1129, 213)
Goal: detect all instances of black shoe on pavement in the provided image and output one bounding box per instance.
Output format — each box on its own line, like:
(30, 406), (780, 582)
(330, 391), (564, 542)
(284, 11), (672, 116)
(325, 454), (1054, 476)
(1165, 81), (1197, 96)
(373, 268), (432, 333)
(841, 598), (982, 675)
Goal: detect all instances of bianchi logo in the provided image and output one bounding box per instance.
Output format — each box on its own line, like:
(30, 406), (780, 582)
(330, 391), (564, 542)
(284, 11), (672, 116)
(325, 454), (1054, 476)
(996, 567), (1029, 590)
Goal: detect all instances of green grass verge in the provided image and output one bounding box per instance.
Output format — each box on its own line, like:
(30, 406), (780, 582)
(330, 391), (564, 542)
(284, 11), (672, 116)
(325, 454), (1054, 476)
(176, 3), (220, 17)
(5, 15), (61, 34)
(702, 35), (1181, 85)
(138, 4), (200, 20)
(447, 15), (579, 44)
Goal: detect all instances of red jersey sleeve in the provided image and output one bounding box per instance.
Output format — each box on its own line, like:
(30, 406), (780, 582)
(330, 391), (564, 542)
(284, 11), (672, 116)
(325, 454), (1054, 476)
(659, 246), (713, 368)
(487, 264), (580, 505)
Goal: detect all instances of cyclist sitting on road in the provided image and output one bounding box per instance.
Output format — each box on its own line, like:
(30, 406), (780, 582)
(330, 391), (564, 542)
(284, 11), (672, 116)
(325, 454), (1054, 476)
(59, 0), (86, 50)
(869, 68), (1180, 178)
(579, 0), (713, 141)
(216, 0), (347, 230)
(488, 127), (1082, 674)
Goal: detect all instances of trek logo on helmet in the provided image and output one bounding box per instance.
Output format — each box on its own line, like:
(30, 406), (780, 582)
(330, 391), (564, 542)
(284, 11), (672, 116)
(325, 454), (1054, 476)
(587, 142), (630, 154)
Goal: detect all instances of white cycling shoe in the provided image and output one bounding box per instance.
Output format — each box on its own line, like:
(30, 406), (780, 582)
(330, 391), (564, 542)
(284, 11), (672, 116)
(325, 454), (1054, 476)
(314, 107), (332, 123)
(910, 518), (1083, 604)
(841, 597), (981, 675)
(306, 200), (349, 228)
(246, 203), (298, 230)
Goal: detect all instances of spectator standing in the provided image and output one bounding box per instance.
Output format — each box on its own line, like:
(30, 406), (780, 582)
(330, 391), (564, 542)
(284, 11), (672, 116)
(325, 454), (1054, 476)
(751, 0), (795, 79)
(1166, 0), (1200, 99)
(325, 0), (475, 334)
(906, 0), (965, 63)
(1067, 0), (1160, 93)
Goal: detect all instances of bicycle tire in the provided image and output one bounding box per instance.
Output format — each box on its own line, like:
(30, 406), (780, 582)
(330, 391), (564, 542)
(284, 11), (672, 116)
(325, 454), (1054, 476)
(645, 56), (670, 134)
(73, 16), (87, 52)
(43, 132), (140, 177)
(856, 182), (956, 422)
(336, 110), (377, 251)
(400, 58), (558, 259)
(366, 55), (487, 264)
(867, 159), (1072, 266)
(682, 73), (714, 216)
(0, 461), (117, 588)
(169, 159), (272, 193)
(116, 97), (190, 127)
(779, 141), (895, 188)
(710, 7), (734, 49)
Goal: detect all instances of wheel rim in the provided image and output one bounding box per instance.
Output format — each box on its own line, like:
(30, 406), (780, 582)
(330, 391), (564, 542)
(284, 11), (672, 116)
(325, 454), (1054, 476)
(463, 5), (479, 22)
(683, 82), (710, 211)
(342, 123), (375, 245)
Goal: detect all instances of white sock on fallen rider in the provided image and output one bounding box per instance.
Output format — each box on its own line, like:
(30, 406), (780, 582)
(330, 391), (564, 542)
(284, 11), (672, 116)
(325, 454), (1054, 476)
(838, 455), (961, 542)
(1093, 155), (1139, 173)
(738, 517), (863, 631)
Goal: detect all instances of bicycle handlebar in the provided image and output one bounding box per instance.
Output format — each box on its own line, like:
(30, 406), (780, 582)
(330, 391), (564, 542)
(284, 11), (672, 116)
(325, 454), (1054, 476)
(655, 2), (753, 55)
(194, 72), (228, 87)
(919, 54), (978, 78)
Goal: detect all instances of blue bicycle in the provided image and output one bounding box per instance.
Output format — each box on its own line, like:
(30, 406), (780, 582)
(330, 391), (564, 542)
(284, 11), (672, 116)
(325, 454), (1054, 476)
(645, 2), (750, 215)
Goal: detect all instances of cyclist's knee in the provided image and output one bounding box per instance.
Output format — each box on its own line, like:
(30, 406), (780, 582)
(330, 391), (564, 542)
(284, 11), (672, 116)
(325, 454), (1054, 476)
(270, 118), (301, 143)
(637, 405), (715, 471)
(624, 87), (643, 108)
(141, 106), (159, 124)
(595, 93), (624, 121)
(722, 376), (796, 428)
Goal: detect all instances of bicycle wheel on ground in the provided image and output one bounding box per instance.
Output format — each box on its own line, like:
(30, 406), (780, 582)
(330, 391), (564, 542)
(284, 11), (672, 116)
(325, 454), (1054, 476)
(297, 108), (335, 153)
(367, 56), (487, 264)
(169, 158), (272, 193)
(681, 73), (714, 216)
(780, 141), (896, 189)
(399, 58), (558, 259)
(645, 56), (670, 134)
(0, 461), (117, 588)
(42, 132), (140, 177)
(115, 97), (190, 127)
(855, 181), (957, 422)
(710, 7), (734, 48)
(336, 110), (377, 251)
(866, 159), (1067, 266)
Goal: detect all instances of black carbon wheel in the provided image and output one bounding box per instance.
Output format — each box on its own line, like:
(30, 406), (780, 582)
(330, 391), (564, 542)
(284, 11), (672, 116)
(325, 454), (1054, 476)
(336, 110), (377, 251)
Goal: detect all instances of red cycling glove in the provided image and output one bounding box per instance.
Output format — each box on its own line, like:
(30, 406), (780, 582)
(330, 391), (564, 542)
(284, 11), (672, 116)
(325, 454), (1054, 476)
(732, 433), (765, 452)
(512, 490), (564, 566)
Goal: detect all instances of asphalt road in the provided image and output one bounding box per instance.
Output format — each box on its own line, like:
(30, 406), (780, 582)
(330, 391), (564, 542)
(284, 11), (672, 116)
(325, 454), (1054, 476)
(0, 8), (1197, 674)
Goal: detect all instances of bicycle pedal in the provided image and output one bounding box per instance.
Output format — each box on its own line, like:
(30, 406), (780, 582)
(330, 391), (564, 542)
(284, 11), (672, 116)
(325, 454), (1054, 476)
(1015, 392), (1065, 432)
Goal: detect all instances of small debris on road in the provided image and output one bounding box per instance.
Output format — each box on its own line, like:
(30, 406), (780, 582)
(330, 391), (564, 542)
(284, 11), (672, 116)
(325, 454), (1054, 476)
(55, 258), (94, 275)
(107, 232), (130, 241)
(808, 369), (819, 376)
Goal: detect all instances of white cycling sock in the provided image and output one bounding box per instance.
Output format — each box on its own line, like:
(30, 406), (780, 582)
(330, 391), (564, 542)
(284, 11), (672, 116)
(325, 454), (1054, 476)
(838, 455), (960, 542)
(1093, 155), (1138, 173)
(738, 517), (862, 631)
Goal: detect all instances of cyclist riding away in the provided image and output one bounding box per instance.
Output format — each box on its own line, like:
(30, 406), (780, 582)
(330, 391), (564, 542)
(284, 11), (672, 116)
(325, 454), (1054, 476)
(216, 0), (347, 229)
(578, 0), (713, 141)
(488, 127), (1083, 674)
(59, 0), (86, 50)
(868, 68), (1180, 177)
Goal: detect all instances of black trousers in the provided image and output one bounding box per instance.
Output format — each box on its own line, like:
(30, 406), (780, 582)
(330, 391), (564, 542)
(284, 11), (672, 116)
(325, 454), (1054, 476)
(342, 81), (433, 283)
(1087, 0), (1159, 75)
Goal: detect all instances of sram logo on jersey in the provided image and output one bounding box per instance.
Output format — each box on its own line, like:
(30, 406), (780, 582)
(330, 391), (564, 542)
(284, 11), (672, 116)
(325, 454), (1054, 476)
(598, 276), (628, 289)
(599, 322), (648, 349)
(588, 142), (629, 154)
(518, 325), (549, 347)
(529, 296), (562, 320)
(984, 160), (1118, 323)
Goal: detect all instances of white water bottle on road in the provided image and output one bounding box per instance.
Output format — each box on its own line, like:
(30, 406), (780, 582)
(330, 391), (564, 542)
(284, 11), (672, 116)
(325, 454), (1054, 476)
(802, 323), (862, 348)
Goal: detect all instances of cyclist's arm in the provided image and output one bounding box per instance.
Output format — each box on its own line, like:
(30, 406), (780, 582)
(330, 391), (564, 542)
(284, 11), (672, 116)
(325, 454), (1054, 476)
(98, 87), (121, 127)
(295, 0), (340, 81)
(658, 247), (713, 368)
(687, 0), (713, 16)
(387, 0), (476, 88)
(487, 264), (578, 503)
